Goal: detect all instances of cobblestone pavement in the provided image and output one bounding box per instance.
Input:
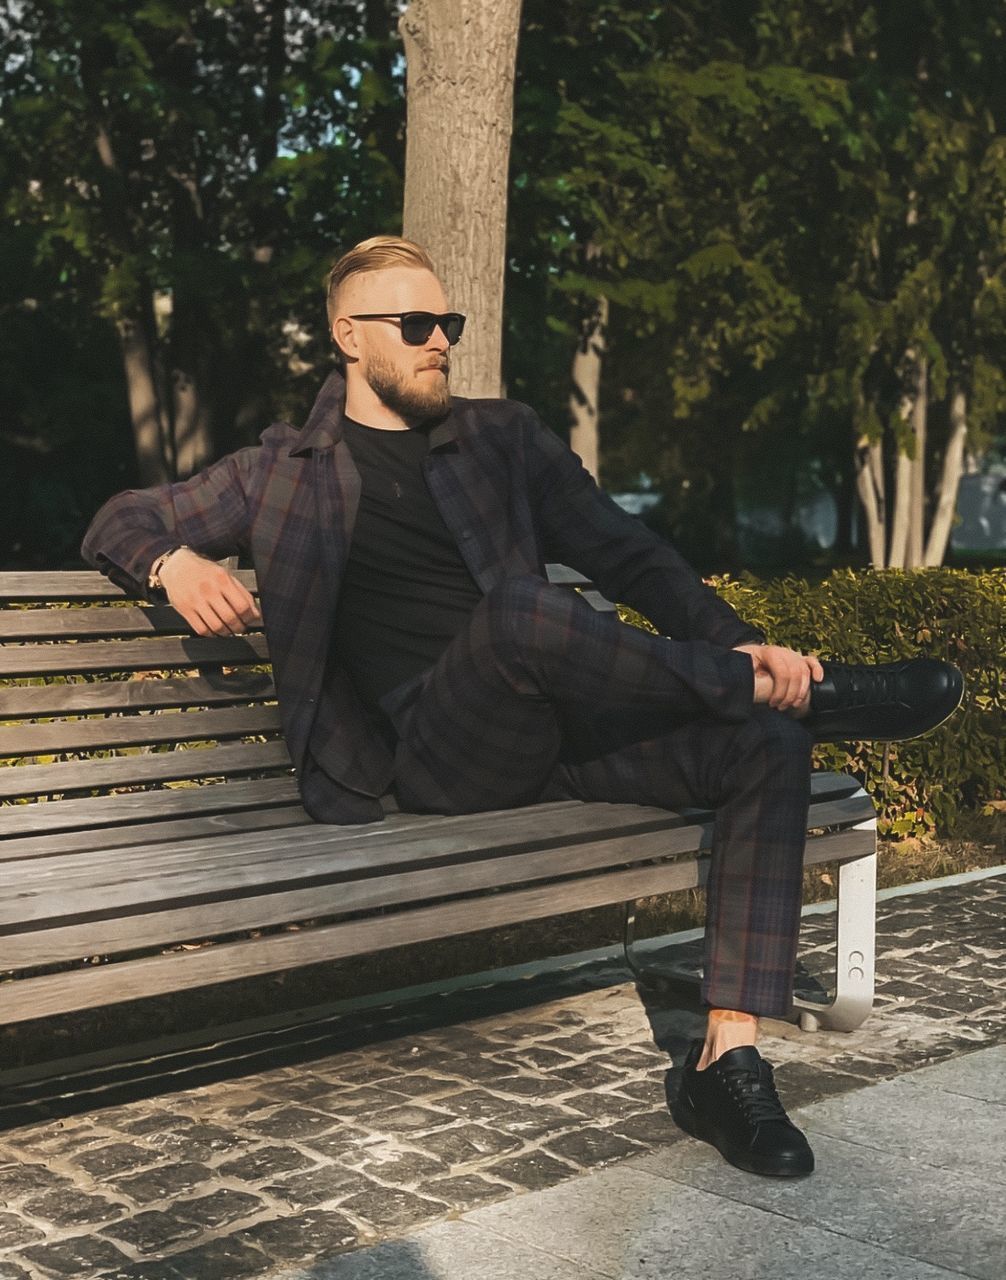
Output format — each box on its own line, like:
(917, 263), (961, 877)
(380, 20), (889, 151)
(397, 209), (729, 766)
(0, 871), (1003, 1280)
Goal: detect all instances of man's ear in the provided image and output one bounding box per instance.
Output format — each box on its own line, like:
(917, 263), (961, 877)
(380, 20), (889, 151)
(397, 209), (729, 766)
(332, 317), (358, 363)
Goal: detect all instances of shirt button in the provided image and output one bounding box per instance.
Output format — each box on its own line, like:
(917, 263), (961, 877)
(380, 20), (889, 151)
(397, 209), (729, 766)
(461, 529), (473, 540)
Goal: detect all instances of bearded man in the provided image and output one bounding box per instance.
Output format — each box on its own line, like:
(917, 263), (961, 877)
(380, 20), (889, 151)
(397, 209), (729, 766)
(83, 235), (962, 1178)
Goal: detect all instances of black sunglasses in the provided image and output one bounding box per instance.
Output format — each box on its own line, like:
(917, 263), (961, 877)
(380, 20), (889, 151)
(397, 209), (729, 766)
(349, 311), (466, 346)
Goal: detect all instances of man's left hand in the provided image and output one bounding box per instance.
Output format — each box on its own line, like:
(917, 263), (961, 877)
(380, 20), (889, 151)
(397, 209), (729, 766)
(733, 643), (825, 713)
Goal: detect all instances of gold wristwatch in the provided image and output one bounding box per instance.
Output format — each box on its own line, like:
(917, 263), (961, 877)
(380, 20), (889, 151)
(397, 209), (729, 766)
(147, 546), (190, 591)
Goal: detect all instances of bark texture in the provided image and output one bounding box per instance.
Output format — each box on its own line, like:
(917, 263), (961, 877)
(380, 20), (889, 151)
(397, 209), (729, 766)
(925, 384), (969, 565)
(400, 0), (523, 398)
(568, 296), (608, 482)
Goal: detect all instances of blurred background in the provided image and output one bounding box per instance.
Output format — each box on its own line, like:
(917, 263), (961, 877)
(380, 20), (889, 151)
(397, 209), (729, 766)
(2, 0), (1005, 577)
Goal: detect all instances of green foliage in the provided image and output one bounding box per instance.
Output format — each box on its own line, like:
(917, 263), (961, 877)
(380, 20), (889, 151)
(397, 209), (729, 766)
(624, 568), (1006, 839)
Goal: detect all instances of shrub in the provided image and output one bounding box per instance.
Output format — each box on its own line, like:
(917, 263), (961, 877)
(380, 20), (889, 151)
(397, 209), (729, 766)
(622, 568), (1005, 838)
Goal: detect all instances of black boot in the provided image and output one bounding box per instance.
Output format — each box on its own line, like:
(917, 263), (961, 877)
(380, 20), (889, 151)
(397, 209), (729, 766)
(671, 1040), (814, 1177)
(806, 657), (963, 743)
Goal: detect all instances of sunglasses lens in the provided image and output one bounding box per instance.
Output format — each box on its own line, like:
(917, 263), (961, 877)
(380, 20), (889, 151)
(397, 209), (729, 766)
(400, 313), (434, 344)
(400, 313), (466, 345)
(442, 314), (465, 345)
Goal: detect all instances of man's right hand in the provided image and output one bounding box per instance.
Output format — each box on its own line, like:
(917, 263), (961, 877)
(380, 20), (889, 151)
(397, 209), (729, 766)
(159, 548), (262, 637)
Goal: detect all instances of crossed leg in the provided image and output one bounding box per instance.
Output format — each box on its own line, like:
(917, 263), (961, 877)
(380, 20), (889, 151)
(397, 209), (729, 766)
(390, 575), (813, 1039)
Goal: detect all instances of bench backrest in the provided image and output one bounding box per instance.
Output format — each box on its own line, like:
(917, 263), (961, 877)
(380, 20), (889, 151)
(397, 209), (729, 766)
(0, 565), (611, 859)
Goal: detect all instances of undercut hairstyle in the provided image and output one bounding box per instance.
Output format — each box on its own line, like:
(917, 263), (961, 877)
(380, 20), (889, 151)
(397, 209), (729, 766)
(324, 235), (437, 330)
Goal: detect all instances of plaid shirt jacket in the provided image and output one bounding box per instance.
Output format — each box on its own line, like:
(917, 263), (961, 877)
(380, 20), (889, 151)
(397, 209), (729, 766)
(82, 369), (764, 824)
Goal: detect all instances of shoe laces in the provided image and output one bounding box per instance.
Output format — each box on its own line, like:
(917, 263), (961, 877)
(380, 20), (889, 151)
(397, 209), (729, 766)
(827, 663), (898, 711)
(720, 1058), (790, 1125)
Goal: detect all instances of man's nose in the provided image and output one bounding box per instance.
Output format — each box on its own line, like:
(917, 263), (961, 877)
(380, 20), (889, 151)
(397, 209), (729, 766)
(428, 324), (450, 351)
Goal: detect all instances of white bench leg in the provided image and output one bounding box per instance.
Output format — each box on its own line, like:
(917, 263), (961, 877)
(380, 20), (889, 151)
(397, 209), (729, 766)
(793, 816), (877, 1033)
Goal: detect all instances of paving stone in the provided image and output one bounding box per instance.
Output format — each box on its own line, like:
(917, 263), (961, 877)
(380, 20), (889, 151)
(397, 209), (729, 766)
(110, 1109), (196, 1136)
(0, 1163), (68, 1199)
(265, 1165), (377, 1209)
(316, 1087), (411, 1119)
(242, 1105), (341, 1141)
(12, 1119), (108, 1158)
(21, 1185), (127, 1228)
(419, 1173), (512, 1209)
(303, 1128), (374, 1161)
(490, 1046), (577, 1070)
(561, 1090), (646, 1121)
(547, 1060), (628, 1090)
(217, 1146), (316, 1184)
(351, 1147), (447, 1186)
(426, 1090), (509, 1124)
(537, 1032), (610, 1055)
(496, 1102), (584, 1141)
(0, 1212), (45, 1249)
(771, 1063), (874, 1109)
(236, 1209), (359, 1261)
(544, 1125), (644, 1167)
(481, 1021), (570, 1042)
(420, 1123), (523, 1164)
(111, 1160), (216, 1205)
(363, 1073), (457, 1098)
(604, 1109), (682, 1146)
(73, 1141), (163, 1179)
(143, 1122), (252, 1162)
(20, 1233), (133, 1276)
(137, 1235), (273, 1278)
(611, 1077), (662, 1103)
(485, 1149), (579, 1191)
(338, 1185), (447, 1230)
(102, 1207), (205, 1255)
(173, 1188), (265, 1229)
(0, 1262), (31, 1280)
(491, 1073), (571, 1099)
(362, 1104), (455, 1134)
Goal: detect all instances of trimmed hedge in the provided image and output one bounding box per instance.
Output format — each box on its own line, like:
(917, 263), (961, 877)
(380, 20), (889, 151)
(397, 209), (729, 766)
(622, 568), (1005, 838)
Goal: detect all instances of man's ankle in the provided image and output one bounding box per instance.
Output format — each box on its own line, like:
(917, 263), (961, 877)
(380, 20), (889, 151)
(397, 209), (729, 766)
(695, 1008), (759, 1071)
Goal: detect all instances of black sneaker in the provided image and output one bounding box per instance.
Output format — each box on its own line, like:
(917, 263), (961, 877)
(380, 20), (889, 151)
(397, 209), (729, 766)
(806, 657), (964, 743)
(671, 1040), (814, 1177)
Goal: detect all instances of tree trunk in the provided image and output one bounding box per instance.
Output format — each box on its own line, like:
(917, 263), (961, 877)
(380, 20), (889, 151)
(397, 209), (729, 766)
(889, 351), (925, 568)
(117, 316), (170, 487)
(924, 384), (969, 566)
(399, 0), (523, 398)
(568, 296), (608, 482)
(854, 432), (886, 567)
(906, 355), (927, 568)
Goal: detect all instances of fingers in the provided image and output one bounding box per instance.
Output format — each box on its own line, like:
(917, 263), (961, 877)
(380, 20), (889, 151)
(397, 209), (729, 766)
(763, 647), (811, 711)
(165, 559), (262, 637)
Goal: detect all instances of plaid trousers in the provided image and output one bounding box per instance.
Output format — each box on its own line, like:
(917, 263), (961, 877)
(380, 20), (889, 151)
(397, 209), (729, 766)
(386, 576), (813, 1020)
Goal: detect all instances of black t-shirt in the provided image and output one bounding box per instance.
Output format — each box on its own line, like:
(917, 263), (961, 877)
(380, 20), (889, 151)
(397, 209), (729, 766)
(331, 417), (483, 719)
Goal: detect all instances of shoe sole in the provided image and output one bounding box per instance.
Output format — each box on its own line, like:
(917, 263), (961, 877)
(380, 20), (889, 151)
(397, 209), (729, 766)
(671, 1099), (815, 1177)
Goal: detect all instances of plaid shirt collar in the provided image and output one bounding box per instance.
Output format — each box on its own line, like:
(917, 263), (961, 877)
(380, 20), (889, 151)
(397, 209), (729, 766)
(290, 367), (459, 456)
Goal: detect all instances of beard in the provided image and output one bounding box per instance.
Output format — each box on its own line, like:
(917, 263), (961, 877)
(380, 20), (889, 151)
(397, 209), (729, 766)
(363, 349), (451, 421)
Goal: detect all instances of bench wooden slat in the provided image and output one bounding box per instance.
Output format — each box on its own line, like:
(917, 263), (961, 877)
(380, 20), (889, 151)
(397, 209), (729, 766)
(0, 672), (276, 721)
(0, 804), (311, 861)
(0, 704), (282, 759)
(0, 740), (292, 801)
(0, 634), (270, 678)
(0, 776), (304, 841)
(0, 801), (692, 907)
(0, 794), (872, 925)
(0, 570), (259, 600)
(0, 606), (265, 641)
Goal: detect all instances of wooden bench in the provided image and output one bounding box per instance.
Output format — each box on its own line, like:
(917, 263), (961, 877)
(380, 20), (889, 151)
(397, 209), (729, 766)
(0, 566), (878, 1040)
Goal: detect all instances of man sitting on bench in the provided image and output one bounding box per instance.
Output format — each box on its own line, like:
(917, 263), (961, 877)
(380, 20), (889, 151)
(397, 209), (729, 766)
(83, 235), (962, 1180)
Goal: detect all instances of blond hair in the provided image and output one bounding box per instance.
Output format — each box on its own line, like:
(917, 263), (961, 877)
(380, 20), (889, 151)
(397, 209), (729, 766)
(324, 235), (436, 329)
